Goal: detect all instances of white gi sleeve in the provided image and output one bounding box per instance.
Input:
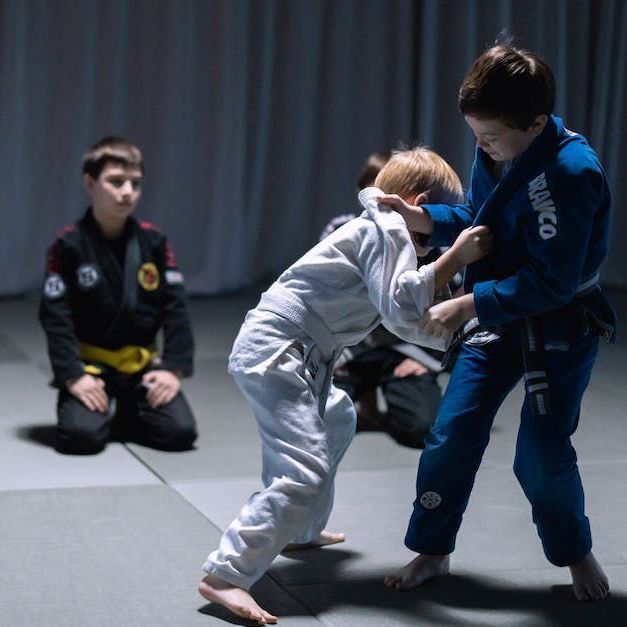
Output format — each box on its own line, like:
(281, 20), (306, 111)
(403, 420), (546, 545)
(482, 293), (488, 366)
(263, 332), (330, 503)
(356, 188), (448, 351)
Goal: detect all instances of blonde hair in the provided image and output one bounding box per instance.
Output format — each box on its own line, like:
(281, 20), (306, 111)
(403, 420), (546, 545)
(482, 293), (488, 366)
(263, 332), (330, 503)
(374, 146), (464, 205)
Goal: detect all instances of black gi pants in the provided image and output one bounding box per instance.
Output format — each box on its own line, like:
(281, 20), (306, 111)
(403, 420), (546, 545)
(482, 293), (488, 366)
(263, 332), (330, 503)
(334, 347), (442, 449)
(56, 369), (197, 454)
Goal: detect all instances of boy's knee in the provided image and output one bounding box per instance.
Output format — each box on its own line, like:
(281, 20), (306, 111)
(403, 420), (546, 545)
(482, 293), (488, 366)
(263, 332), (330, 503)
(56, 396), (109, 454)
(294, 455), (333, 493)
(513, 450), (536, 487)
(141, 394), (197, 450)
(275, 463), (331, 502)
(342, 407), (357, 438)
(157, 422), (197, 451)
(426, 421), (487, 461)
(56, 425), (107, 455)
(514, 451), (561, 506)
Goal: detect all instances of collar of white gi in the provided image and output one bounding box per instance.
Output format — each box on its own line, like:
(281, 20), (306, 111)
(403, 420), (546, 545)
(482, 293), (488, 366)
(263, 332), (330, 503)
(358, 186), (384, 211)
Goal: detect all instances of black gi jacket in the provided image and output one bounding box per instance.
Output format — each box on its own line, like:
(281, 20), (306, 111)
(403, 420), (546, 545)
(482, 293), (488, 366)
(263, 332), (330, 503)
(39, 209), (194, 386)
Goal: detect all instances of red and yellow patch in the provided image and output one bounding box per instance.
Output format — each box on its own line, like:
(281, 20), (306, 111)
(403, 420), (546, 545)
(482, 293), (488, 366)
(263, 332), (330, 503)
(137, 262), (160, 291)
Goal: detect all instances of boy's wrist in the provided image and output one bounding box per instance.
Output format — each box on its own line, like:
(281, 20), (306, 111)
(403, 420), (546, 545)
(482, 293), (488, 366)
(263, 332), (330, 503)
(403, 205), (433, 234)
(446, 245), (465, 269)
(458, 293), (477, 321)
(416, 206), (434, 234)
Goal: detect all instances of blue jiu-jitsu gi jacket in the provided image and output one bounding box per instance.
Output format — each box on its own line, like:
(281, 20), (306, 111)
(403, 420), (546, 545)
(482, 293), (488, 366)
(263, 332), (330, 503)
(423, 115), (615, 341)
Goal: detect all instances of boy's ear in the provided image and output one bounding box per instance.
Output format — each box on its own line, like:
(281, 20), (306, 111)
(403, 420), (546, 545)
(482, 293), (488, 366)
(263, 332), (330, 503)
(83, 173), (95, 196)
(530, 114), (548, 137)
(413, 192), (429, 207)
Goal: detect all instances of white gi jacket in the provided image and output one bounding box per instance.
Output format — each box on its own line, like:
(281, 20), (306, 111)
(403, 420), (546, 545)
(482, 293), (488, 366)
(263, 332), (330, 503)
(231, 185), (446, 368)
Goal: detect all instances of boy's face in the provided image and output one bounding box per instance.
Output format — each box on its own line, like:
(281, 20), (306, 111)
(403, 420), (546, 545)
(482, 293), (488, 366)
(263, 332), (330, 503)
(84, 163), (143, 220)
(464, 115), (546, 162)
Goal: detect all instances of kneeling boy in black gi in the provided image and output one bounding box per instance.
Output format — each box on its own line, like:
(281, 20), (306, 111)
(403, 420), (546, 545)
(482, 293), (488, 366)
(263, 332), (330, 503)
(39, 136), (197, 454)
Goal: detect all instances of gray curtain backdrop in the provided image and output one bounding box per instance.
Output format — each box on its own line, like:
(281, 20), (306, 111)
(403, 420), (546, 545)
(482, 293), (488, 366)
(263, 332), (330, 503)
(1, 0), (625, 296)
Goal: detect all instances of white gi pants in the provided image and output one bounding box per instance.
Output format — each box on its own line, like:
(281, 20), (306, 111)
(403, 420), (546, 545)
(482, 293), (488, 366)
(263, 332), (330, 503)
(202, 311), (356, 590)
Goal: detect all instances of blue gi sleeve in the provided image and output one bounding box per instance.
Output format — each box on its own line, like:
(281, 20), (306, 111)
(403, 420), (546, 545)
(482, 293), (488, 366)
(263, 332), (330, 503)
(420, 159), (477, 246)
(422, 202), (474, 247)
(473, 164), (605, 326)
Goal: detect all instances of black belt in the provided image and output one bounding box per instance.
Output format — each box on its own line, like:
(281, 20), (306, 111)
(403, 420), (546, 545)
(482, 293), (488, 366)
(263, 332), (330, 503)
(519, 317), (552, 415)
(441, 317), (550, 416)
(441, 277), (610, 415)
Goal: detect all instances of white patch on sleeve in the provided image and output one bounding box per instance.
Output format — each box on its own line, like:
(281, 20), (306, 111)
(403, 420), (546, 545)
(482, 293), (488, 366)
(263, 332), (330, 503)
(43, 274), (66, 299)
(420, 491), (442, 509)
(76, 263), (100, 289)
(165, 270), (184, 285)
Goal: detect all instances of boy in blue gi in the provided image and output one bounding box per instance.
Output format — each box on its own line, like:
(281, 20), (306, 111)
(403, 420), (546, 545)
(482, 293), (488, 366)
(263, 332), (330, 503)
(381, 44), (615, 602)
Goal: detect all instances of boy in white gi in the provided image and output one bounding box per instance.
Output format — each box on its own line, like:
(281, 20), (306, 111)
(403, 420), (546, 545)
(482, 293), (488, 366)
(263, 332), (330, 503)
(198, 147), (492, 624)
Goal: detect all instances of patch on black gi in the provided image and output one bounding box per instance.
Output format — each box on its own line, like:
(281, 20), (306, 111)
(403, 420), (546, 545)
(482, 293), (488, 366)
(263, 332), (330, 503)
(138, 262), (160, 291)
(43, 274), (66, 299)
(165, 270), (184, 285)
(76, 263), (100, 290)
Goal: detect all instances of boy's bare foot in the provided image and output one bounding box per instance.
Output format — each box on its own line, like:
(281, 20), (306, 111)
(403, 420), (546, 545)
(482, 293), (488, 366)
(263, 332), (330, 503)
(569, 552), (610, 602)
(283, 530), (346, 551)
(384, 554), (450, 590)
(198, 573), (278, 625)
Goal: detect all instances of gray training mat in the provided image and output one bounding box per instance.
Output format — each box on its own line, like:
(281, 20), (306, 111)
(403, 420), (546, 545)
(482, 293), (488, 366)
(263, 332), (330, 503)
(2, 293), (627, 626)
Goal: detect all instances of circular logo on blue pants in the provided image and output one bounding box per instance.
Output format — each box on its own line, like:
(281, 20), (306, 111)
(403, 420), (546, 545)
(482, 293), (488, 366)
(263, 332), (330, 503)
(420, 491), (442, 509)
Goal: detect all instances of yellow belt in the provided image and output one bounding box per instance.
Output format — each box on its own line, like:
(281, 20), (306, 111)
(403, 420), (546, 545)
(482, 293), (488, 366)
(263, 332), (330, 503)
(79, 342), (157, 375)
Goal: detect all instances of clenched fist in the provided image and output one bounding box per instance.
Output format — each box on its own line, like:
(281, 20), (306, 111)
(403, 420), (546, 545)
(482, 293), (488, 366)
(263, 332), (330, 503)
(450, 225), (493, 265)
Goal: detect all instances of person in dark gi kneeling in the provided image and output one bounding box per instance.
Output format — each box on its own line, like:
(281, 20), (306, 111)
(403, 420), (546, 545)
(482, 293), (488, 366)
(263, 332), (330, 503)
(39, 136), (197, 454)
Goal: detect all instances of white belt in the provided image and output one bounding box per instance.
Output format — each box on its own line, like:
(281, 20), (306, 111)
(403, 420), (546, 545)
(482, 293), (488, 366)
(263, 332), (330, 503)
(258, 284), (339, 360)
(258, 284), (342, 417)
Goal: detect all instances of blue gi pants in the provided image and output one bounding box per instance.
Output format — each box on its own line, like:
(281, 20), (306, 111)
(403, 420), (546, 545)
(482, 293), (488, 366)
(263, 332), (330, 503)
(405, 329), (598, 567)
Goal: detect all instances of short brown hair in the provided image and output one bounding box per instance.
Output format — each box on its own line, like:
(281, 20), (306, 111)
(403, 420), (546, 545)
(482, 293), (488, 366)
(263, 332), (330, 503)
(82, 136), (144, 179)
(459, 44), (555, 130)
(374, 147), (464, 205)
(357, 151), (391, 190)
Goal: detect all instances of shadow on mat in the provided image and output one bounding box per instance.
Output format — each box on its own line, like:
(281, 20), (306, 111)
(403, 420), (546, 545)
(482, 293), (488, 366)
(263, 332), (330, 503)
(300, 573), (627, 627)
(16, 424), (56, 448)
(198, 550), (627, 626)
(272, 546), (364, 590)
